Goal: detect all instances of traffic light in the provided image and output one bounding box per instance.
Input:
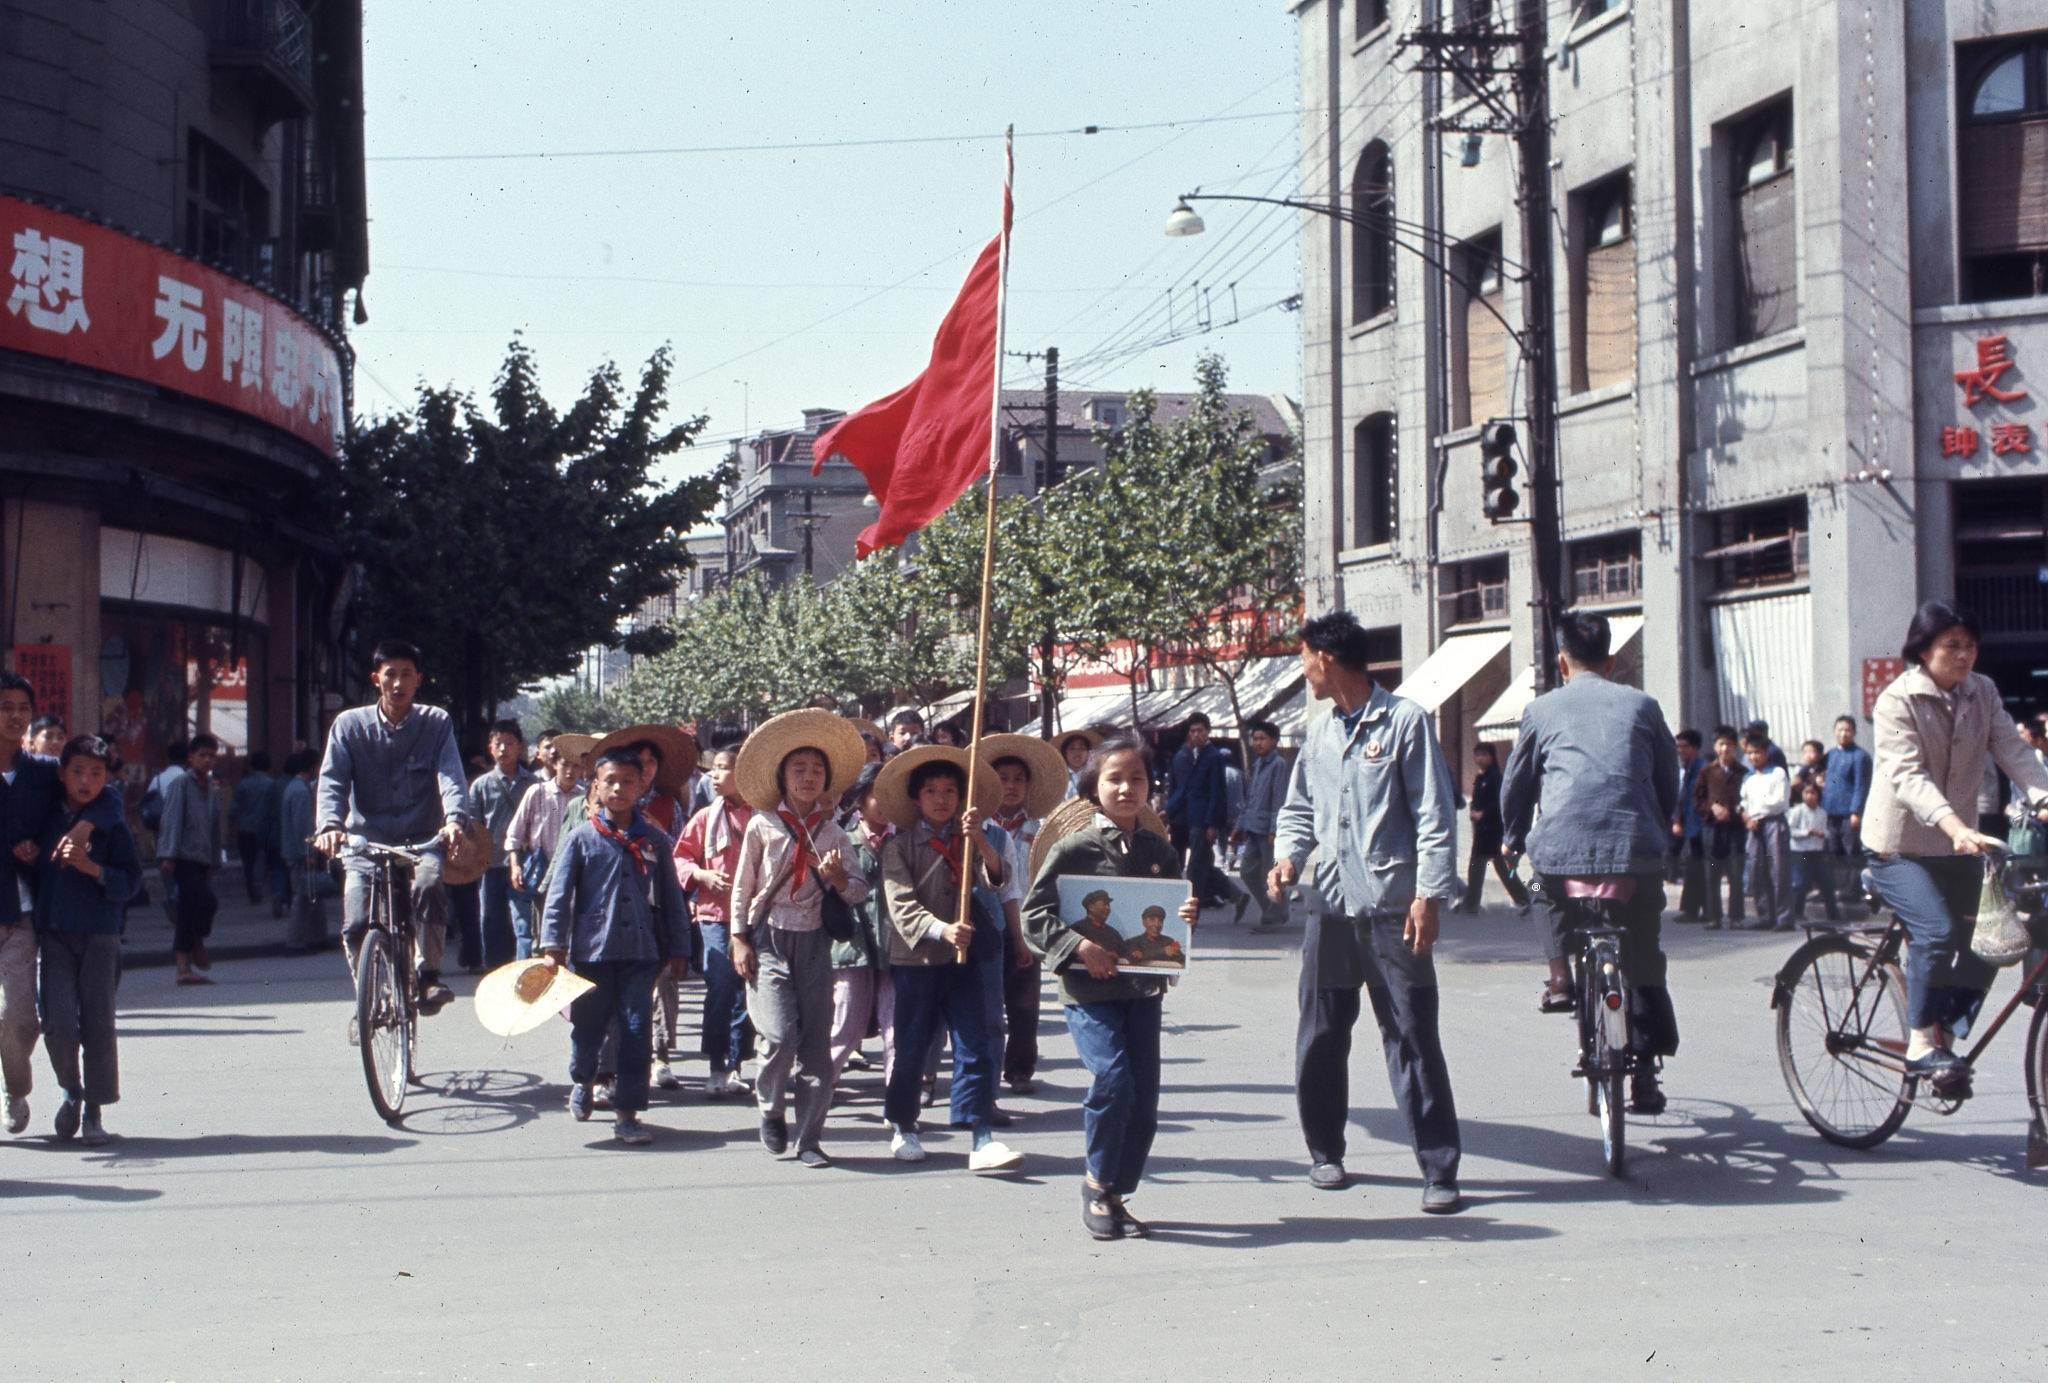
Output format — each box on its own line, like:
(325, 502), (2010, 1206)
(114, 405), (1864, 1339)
(1480, 421), (1520, 521)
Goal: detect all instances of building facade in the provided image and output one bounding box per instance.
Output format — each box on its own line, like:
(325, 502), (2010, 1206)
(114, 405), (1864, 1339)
(1297, 0), (2048, 781)
(1, 0), (368, 782)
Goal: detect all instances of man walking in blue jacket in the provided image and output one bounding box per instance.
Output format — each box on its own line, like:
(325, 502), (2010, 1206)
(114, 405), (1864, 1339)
(1165, 713), (1247, 918)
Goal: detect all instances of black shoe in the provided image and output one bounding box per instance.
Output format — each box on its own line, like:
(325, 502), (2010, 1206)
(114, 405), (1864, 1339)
(1108, 1194), (1149, 1238)
(1308, 1160), (1349, 1191)
(1082, 1182), (1122, 1241)
(796, 1147), (831, 1169)
(53, 1097), (80, 1142)
(568, 1084), (593, 1122)
(1629, 1071), (1668, 1116)
(1007, 1076), (1036, 1096)
(1420, 1181), (1464, 1214)
(1232, 894), (1251, 925)
(1906, 1048), (1969, 1081)
(760, 1113), (789, 1156)
(416, 974), (454, 1015)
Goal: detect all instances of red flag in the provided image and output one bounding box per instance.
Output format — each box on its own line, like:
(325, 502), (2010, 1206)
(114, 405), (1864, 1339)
(813, 174), (1013, 557)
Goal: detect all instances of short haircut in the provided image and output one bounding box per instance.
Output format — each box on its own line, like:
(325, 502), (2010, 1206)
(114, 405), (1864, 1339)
(1245, 719), (1280, 740)
(1082, 889), (1112, 909)
(1299, 611), (1376, 672)
(59, 734), (120, 774)
(1060, 733), (1095, 754)
(248, 750), (273, 773)
(1675, 729), (1702, 749)
(1557, 611), (1612, 666)
(593, 746), (642, 775)
(906, 759), (966, 800)
(1471, 743), (1497, 759)
(628, 737), (662, 764)
(27, 714), (63, 736)
(1140, 905), (1167, 921)
(165, 737), (190, 764)
(1901, 599), (1981, 666)
(283, 748), (320, 776)
(990, 754), (1032, 778)
(1712, 725), (1738, 744)
(0, 672), (34, 706)
(1741, 732), (1770, 752)
(488, 719), (524, 743)
(709, 741), (743, 763)
(1745, 719), (1771, 738)
(1077, 734), (1152, 806)
(538, 726), (562, 742)
(1800, 739), (1824, 754)
(370, 639), (423, 672)
(1183, 712), (1212, 732)
(1800, 781), (1822, 797)
(1833, 714), (1857, 729)
(890, 711), (925, 731)
(188, 733), (220, 755)
(776, 745), (830, 796)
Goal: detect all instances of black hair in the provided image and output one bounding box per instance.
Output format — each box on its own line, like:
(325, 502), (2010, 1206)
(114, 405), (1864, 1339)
(1711, 725), (1738, 744)
(1833, 714), (1857, 729)
(369, 639), (423, 672)
(889, 711), (925, 731)
(1059, 732), (1095, 754)
(1557, 611), (1613, 666)
(906, 759), (966, 800)
(776, 745), (831, 798)
(1800, 739), (1824, 754)
(164, 737), (189, 765)
(990, 754), (1032, 778)
(1245, 719), (1280, 740)
(1077, 734), (1151, 806)
(1901, 599), (1981, 667)
(0, 672), (34, 707)
(1471, 743), (1497, 760)
(1741, 732), (1769, 752)
(594, 746), (642, 774)
(628, 737), (662, 764)
(27, 714), (62, 736)
(1744, 718), (1770, 737)
(248, 750), (273, 773)
(538, 726), (562, 742)
(283, 748), (320, 776)
(708, 739), (744, 763)
(805, 693), (841, 711)
(843, 760), (884, 814)
(1299, 611), (1376, 672)
(1183, 712), (1212, 732)
(188, 733), (220, 755)
(488, 719), (525, 743)
(59, 734), (120, 774)
(928, 723), (961, 747)
(1675, 728), (1703, 749)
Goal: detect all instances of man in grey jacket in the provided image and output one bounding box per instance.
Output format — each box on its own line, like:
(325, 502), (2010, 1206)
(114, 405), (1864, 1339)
(1500, 612), (1682, 1114)
(1270, 613), (1466, 1213)
(1231, 719), (1292, 931)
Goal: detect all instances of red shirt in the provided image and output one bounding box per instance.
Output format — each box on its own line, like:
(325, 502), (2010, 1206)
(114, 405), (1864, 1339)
(672, 798), (754, 925)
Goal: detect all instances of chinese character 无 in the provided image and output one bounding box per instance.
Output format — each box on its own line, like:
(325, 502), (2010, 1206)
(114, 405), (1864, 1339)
(6, 228), (92, 335)
(1992, 422), (2035, 456)
(150, 275), (207, 371)
(1941, 425), (1981, 459)
(1955, 333), (2028, 407)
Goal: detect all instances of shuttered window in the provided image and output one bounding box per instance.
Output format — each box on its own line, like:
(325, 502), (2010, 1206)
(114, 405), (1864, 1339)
(1458, 231), (1510, 427)
(1959, 37), (2048, 303)
(1350, 413), (1397, 548)
(1575, 175), (1635, 391)
(1351, 143), (1395, 324)
(1732, 102), (1797, 345)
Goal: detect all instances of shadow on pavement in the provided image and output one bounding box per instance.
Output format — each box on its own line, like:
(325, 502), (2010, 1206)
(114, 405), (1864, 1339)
(120, 1026), (306, 1039)
(12, 1132), (418, 1165)
(1143, 1213), (1557, 1248)
(0, 1178), (163, 1203)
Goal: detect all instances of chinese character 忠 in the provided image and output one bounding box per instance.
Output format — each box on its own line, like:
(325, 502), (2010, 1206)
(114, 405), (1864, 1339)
(1992, 422), (2034, 456)
(271, 328), (302, 408)
(1942, 425), (1981, 458)
(149, 276), (207, 371)
(6, 229), (92, 335)
(1955, 333), (2028, 407)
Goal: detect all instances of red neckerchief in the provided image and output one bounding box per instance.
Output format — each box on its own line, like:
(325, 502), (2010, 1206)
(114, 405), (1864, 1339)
(926, 823), (964, 884)
(995, 809), (1029, 837)
(777, 804), (826, 901)
(591, 810), (649, 877)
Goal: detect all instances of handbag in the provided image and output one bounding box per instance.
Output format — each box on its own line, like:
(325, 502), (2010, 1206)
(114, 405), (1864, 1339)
(753, 818), (857, 944)
(1971, 856), (2033, 968)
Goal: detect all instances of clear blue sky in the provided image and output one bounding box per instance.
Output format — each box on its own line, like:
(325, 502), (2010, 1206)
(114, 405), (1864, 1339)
(355, 3), (1306, 484)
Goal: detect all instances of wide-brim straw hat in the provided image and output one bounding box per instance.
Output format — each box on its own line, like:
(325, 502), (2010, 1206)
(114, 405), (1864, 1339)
(441, 818), (495, 887)
(551, 733), (599, 770)
(473, 959), (597, 1038)
(1029, 795), (1172, 882)
(975, 733), (1069, 820)
(734, 709), (866, 813)
(872, 744), (1002, 830)
(1053, 725), (1105, 755)
(843, 716), (886, 750)
(593, 724), (698, 795)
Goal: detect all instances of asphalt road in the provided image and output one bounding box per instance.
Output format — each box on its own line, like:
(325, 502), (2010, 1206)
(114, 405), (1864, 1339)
(4, 899), (2043, 1381)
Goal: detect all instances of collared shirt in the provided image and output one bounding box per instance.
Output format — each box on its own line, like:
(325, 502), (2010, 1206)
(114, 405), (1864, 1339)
(728, 801), (869, 934)
(1788, 802), (1828, 851)
(156, 771), (223, 866)
(315, 702), (470, 846)
(1821, 744), (1872, 816)
(1274, 682), (1459, 915)
(505, 779), (578, 861)
(1238, 748), (1290, 836)
(1739, 765), (1790, 821)
(1863, 664), (2048, 856)
(469, 764), (540, 853)
(880, 817), (1005, 965)
(538, 809), (690, 964)
(671, 797), (755, 924)
(991, 810), (1038, 906)
(1499, 670), (1681, 877)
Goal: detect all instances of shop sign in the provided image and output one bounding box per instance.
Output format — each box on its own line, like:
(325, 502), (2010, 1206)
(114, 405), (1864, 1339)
(1861, 655), (1905, 721)
(11, 644), (72, 722)
(1939, 333), (2034, 462)
(1, 195), (342, 457)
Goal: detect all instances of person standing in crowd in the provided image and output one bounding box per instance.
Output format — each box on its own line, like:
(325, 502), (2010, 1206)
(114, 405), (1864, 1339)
(1026, 737), (1200, 1240)
(230, 751), (278, 909)
(34, 735), (141, 1146)
(469, 720), (539, 970)
(1822, 714), (1873, 906)
(828, 763), (893, 1083)
(1269, 613), (1466, 1214)
(531, 729), (560, 778)
(1786, 780), (1839, 921)
(1745, 720), (1789, 772)
(505, 736), (582, 964)
(1740, 732), (1795, 931)
(1694, 728), (1748, 929)
(277, 748), (327, 949)
(1231, 720), (1292, 933)
(728, 710), (870, 1168)
(1671, 730), (1707, 921)
(141, 739), (188, 924)
(981, 733), (1065, 1095)
(1165, 713), (1248, 921)
(539, 746), (691, 1147)
(25, 715), (66, 759)
(156, 733), (224, 985)
(673, 741), (755, 1099)
(888, 712), (924, 757)
(1793, 740), (1826, 798)
(1059, 730), (1099, 796)
(1453, 742), (1528, 915)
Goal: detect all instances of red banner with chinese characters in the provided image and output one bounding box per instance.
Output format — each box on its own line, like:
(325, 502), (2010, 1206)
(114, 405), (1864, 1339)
(11, 644), (73, 726)
(1861, 656), (1905, 722)
(1, 194), (342, 457)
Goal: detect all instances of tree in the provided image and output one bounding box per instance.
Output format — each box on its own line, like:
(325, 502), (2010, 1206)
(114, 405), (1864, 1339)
(338, 338), (730, 741)
(528, 683), (625, 736)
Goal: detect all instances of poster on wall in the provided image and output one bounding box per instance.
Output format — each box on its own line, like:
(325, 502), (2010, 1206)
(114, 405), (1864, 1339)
(11, 644), (72, 726)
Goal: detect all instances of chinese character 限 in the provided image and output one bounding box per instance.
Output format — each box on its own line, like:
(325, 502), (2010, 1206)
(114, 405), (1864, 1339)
(149, 275), (207, 371)
(220, 299), (263, 389)
(1941, 425), (1981, 458)
(1992, 422), (2035, 456)
(1955, 333), (2028, 407)
(6, 228), (92, 335)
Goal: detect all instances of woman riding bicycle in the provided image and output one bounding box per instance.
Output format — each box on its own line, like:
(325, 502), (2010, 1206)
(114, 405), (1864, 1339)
(1862, 600), (2048, 1086)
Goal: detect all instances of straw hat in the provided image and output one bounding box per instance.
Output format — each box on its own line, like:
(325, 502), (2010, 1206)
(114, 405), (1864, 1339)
(593, 724), (698, 794)
(473, 959), (596, 1038)
(441, 818), (495, 887)
(551, 733), (599, 770)
(843, 715), (886, 750)
(1029, 795), (1171, 882)
(976, 733), (1069, 820)
(1053, 726), (1105, 754)
(871, 744), (1002, 830)
(734, 708), (866, 814)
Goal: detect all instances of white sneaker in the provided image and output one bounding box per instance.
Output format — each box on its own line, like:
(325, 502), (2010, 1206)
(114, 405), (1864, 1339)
(653, 1062), (681, 1090)
(6, 1095), (27, 1135)
(968, 1139), (1023, 1173)
(718, 1068), (750, 1097)
(890, 1128), (927, 1162)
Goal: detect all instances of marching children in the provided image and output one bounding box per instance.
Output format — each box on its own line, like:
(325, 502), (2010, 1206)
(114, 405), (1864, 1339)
(1786, 780), (1840, 922)
(673, 741), (756, 1099)
(979, 733), (1066, 1095)
(1740, 732), (1794, 931)
(829, 763), (893, 1082)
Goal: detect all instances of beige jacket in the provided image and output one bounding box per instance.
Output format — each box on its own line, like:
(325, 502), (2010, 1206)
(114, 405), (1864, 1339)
(728, 805), (869, 933)
(1861, 665), (2048, 856)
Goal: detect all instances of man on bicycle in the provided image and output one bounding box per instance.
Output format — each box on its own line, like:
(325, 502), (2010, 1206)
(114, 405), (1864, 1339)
(312, 640), (471, 1028)
(1500, 613), (1682, 1114)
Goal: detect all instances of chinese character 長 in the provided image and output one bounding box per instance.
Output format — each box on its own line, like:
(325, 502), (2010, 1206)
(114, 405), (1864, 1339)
(1955, 333), (2028, 407)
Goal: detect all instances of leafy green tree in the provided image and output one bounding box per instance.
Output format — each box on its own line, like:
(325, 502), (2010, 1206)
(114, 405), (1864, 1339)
(528, 683), (625, 737)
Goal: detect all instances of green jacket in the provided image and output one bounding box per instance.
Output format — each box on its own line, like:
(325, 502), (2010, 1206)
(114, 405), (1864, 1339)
(832, 831), (891, 970)
(1024, 815), (1182, 1005)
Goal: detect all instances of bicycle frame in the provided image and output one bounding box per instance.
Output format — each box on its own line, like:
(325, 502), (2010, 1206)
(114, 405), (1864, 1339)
(1773, 921), (1912, 1076)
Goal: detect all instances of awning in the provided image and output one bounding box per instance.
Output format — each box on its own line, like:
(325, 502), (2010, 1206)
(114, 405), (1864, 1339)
(1021, 680), (1206, 738)
(1392, 629), (1513, 713)
(1471, 614), (1644, 740)
(1163, 655), (1306, 733)
(882, 688), (977, 726)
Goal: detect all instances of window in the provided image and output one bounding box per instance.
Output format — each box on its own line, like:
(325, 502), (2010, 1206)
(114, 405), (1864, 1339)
(1356, 0), (1387, 39)
(1958, 34), (2048, 303)
(1362, 625), (1403, 687)
(184, 131), (271, 279)
(1572, 173), (1635, 392)
(1703, 499), (1809, 593)
(1453, 229), (1509, 428)
(1351, 142), (1395, 323)
(1953, 479), (2048, 636)
(1091, 400), (1124, 429)
(1439, 556), (1510, 628)
(1727, 99), (1797, 345)
(1569, 533), (1642, 605)
(1350, 413), (1397, 548)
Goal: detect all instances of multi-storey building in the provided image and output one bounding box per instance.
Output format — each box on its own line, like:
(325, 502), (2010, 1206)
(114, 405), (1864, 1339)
(1296, 1), (2048, 781)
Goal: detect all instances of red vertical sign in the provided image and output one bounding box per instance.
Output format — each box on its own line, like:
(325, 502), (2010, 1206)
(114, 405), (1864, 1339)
(1861, 656), (1905, 722)
(12, 645), (73, 727)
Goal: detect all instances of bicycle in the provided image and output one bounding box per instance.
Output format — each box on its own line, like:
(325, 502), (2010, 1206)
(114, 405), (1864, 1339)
(1771, 853), (2048, 1165)
(352, 839), (438, 1125)
(1554, 876), (1653, 1177)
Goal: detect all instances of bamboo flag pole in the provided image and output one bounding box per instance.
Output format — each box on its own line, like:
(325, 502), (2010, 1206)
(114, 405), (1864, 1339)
(954, 126), (1015, 964)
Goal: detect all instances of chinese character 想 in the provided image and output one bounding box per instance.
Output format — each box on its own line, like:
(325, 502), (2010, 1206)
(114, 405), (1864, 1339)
(6, 229), (92, 335)
(1956, 333), (2028, 407)
(1942, 425), (1981, 458)
(149, 275), (207, 371)
(1992, 422), (2035, 456)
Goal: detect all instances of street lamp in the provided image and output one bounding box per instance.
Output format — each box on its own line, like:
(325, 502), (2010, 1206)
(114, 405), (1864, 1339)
(1163, 201), (1206, 238)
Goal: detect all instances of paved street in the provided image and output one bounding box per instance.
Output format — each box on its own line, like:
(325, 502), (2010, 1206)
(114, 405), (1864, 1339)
(4, 897), (2043, 1381)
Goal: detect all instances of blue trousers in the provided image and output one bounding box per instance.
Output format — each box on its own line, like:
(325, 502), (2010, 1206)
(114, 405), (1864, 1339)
(1066, 994), (1163, 1195)
(568, 959), (660, 1114)
(480, 867), (523, 970)
(699, 923), (754, 1072)
(887, 961), (996, 1132)
(1866, 853), (1993, 1033)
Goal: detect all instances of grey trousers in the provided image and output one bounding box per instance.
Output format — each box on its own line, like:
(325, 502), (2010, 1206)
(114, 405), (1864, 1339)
(0, 922), (39, 1099)
(1748, 818), (1794, 928)
(747, 923), (837, 1152)
(1238, 833), (1290, 927)
(38, 931), (120, 1105)
(341, 848), (447, 980)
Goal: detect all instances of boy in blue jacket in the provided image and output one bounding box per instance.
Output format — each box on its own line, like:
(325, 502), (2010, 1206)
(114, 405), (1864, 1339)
(35, 736), (143, 1146)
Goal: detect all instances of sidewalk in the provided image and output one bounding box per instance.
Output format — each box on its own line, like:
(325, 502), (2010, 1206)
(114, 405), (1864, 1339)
(122, 874), (325, 970)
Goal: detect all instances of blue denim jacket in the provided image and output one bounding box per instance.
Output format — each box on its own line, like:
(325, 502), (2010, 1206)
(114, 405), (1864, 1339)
(539, 812), (691, 965)
(1821, 744), (1871, 817)
(34, 809), (143, 934)
(1500, 671), (1680, 876)
(1274, 684), (1460, 915)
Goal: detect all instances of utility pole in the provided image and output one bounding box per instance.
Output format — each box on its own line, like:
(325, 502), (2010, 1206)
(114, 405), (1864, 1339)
(801, 487), (815, 576)
(1039, 349), (1059, 736)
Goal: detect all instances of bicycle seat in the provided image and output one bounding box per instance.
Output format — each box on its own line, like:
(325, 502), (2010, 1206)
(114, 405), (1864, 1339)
(1562, 876), (1636, 902)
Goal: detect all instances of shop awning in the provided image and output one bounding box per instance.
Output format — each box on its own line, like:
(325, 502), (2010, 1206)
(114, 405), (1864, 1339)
(1020, 680), (1206, 738)
(1164, 655), (1306, 734)
(1392, 629), (1513, 713)
(1471, 614), (1644, 741)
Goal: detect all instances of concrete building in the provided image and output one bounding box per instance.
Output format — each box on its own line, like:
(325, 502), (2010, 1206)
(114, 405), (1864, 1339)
(1, 0), (367, 781)
(1295, 1), (2048, 782)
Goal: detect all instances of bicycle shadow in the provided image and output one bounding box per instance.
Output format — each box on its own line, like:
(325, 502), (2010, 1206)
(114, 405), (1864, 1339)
(396, 1068), (549, 1136)
(11, 1131), (418, 1170)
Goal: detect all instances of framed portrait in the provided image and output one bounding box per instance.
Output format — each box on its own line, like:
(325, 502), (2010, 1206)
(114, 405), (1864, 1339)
(1052, 875), (1193, 977)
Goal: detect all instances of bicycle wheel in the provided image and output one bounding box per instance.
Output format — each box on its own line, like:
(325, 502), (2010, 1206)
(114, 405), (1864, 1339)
(1597, 1069), (1626, 1176)
(2027, 1000), (2048, 1166)
(357, 929), (411, 1124)
(1775, 936), (1912, 1148)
